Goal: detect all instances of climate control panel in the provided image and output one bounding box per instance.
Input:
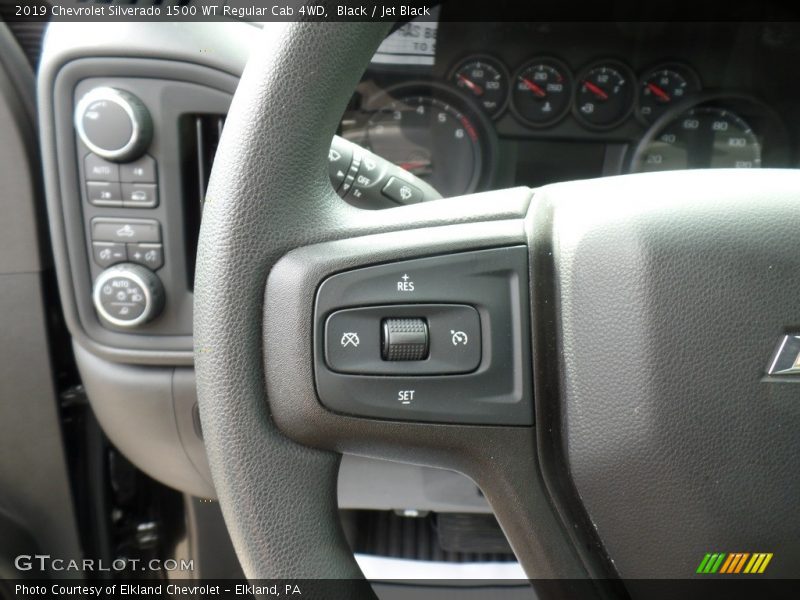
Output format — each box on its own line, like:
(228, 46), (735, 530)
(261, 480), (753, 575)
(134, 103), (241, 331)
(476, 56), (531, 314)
(73, 84), (172, 332)
(49, 60), (235, 349)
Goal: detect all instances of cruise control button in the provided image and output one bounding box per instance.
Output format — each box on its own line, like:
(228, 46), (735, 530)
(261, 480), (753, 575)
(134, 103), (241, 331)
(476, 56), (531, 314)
(86, 181), (122, 207)
(325, 311), (376, 374)
(127, 243), (164, 270)
(85, 154), (119, 182)
(120, 155), (157, 183)
(91, 218), (161, 243)
(382, 177), (423, 204)
(122, 183), (158, 208)
(92, 242), (126, 267)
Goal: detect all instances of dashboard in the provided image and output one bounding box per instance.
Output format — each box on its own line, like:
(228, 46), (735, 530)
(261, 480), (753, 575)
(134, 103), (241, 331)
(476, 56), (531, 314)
(341, 21), (797, 198)
(35, 19), (800, 509)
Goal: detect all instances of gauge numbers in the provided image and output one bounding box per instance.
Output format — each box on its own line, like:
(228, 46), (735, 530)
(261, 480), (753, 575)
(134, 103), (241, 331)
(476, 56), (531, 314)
(511, 59), (572, 127)
(574, 62), (634, 129)
(634, 107), (761, 172)
(451, 57), (509, 118)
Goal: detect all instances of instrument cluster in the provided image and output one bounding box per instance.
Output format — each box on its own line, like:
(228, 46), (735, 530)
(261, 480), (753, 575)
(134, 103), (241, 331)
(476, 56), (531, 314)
(341, 23), (795, 198)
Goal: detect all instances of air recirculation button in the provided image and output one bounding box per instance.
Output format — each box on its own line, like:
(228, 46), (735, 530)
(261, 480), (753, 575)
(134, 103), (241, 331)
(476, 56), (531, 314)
(381, 318), (429, 361)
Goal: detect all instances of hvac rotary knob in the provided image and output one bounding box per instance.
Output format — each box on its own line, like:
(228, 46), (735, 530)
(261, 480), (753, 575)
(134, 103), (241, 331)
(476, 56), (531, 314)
(75, 87), (153, 161)
(93, 263), (164, 328)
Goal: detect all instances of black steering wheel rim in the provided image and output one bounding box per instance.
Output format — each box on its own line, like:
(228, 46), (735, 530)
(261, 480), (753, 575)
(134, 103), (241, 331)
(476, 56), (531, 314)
(193, 21), (393, 579)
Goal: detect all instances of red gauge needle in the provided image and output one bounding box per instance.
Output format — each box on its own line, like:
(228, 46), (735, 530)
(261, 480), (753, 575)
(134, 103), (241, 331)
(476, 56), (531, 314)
(583, 80), (609, 100)
(399, 160), (431, 171)
(520, 77), (547, 98)
(457, 74), (484, 96)
(647, 82), (671, 102)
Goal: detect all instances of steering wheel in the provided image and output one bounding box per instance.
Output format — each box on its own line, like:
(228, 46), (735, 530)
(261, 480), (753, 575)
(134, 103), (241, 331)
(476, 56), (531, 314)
(194, 20), (800, 597)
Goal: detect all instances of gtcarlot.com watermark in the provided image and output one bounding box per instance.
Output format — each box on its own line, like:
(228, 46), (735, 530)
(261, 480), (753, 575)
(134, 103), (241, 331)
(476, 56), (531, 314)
(14, 554), (194, 573)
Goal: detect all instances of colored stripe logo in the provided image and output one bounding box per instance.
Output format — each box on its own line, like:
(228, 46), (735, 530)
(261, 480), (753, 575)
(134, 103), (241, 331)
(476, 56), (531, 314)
(696, 552), (773, 574)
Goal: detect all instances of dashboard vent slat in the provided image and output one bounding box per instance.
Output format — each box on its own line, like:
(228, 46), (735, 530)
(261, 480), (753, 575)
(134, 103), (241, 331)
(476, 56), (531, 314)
(193, 114), (225, 211)
(182, 113), (225, 288)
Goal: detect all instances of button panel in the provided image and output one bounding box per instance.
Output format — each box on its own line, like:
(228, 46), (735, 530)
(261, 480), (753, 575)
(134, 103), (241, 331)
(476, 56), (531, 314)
(325, 304), (480, 375)
(83, 152), (158, 209)
(65, 75), (237, 341)
(314, 246), (532, 425)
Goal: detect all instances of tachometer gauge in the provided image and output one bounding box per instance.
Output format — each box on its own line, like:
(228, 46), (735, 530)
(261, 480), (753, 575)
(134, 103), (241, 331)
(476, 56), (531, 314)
(633, 107), (760, 172)
(511, 58), (572, 127)
(637, 65), (701, 124)
(348, 83), (495, 197)
(451, 56), (509, 118)
(574, 61), (634, 129)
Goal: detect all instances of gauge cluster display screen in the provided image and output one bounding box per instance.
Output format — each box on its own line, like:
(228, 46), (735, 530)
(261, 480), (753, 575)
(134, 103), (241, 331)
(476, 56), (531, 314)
(514, 140), (607, 189)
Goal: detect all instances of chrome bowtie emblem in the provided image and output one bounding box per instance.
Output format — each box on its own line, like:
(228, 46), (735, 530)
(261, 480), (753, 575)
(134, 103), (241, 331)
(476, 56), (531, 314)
(766, 335), (800, 375)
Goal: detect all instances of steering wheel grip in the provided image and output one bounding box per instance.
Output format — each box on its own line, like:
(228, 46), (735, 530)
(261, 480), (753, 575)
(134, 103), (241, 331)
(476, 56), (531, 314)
(194, 22), (390, 579)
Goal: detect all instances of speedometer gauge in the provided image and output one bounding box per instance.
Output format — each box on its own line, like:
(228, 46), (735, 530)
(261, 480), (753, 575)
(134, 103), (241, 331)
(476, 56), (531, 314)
(633, 107), (761, 172)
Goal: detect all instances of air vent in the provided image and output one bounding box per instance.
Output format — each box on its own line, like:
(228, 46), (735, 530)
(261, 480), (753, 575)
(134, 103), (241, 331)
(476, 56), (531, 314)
(181, 113), (225, 288)
(192, 114), (225, 211)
